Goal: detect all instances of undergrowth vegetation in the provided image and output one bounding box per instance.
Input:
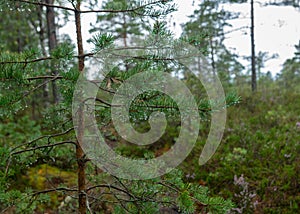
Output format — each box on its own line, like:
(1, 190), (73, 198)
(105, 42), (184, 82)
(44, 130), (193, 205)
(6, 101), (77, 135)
(180, 88), (300, 213)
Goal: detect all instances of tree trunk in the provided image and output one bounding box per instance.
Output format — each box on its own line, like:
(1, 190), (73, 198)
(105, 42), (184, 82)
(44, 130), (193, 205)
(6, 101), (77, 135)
(75, 3), (85, 72)
(46, 0), (59, 103)
(209, 36), (216, 77)
(75, 1), (87, 213)
(122, 13), (128, 47)
(37, 1), (50, 108)
(251, 0), (257, 92)
(15, 2), (23, 53)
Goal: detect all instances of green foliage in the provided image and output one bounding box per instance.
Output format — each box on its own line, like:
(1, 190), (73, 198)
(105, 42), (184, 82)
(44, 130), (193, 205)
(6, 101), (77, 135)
(184, 90), (300, 213)
(51, 42), (74, 60)
(0, 49), (38, 82)
(95, 169), (234, 213)
(90, 0), (176, 49)
(0, 2), (40, 52)
(91, 33), (115, 51)
(6, 0), (300, 213)
(181, 0), (245, 88)
(267, 0), (300, 8)
(0, 10), (239, 212)
(276, 40), (300, 91)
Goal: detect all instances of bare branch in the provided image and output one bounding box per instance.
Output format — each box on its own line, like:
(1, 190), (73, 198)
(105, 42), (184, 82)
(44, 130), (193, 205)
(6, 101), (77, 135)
(0, 56), (53, 65)
(26, 75), (63, 80)
(17, 0), (75, 12)
(32, 187), (78, 196)
(47, 127), (75, 143)
(86, 184), (130, 196)
(0, 53), (95, 66)
(11, 141), (76, 156)
(17, 0), (168, 14)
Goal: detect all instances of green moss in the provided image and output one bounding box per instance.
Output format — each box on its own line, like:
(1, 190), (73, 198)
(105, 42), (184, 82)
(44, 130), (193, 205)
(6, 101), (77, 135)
(26, 164), (77, 190)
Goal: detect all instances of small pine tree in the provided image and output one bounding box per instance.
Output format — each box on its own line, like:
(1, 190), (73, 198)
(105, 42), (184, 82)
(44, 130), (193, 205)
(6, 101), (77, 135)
(0, 0), (239, 213)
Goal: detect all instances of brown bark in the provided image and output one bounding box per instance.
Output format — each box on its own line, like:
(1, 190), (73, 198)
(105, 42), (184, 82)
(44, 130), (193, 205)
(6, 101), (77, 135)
(75, 1), (87, 213)
(75, 2), (85, 72)
(76, 103), (87, 214)
(46, 0), (59, 103)
(46, 0), (57, 51)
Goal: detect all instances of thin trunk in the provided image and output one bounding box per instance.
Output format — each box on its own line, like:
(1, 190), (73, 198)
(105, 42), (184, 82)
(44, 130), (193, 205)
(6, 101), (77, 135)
(122, 13), (128, 47)
(31, 99), (36, 120)
(209, 36), (216, 76)
(46, 0), (57, 52)
(15, 2), (22, 53)
(75, 3), (85, 72)
(37, 2), (50, 108)
(197, 56), (202, 75)
(251, 0), (257, 92)
(122, 14), (130, 71)
(38, 3), (47, 56)
(75, 2), (87, 213)
(46, 0), (59, 103)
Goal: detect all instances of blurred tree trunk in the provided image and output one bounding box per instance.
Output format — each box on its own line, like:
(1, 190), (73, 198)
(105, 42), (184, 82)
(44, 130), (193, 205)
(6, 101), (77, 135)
(251, 0), (257, 92)
(15, 2), (22, 53)
(46, 0), (59, 103)
(209, 36), (216, 76)
(38, 1), (50, 109)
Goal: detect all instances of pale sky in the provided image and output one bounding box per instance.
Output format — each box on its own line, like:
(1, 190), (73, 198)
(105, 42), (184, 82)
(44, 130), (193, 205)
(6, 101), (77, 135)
(170, 0), (300, 75)
(61, 0), (300, 76)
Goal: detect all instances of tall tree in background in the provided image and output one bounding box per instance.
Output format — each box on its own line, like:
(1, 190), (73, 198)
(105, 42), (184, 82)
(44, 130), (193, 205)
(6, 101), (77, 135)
(181, 0), (229, 75)
(0, 1), (51, 119)
(90, 0), (149, 47)
(267, 0), (300, 7)
(277, 40), (300, 89)
(0, 2), (38, 52)
(250, 0), (300, 91)
(46, 0), (59, 103)
(181, 0), (245, 87)
(250, 0), (257, 92)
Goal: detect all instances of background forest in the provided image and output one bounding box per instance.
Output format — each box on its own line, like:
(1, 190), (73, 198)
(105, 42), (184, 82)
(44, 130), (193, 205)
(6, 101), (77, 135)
(0, 0), (299, 213)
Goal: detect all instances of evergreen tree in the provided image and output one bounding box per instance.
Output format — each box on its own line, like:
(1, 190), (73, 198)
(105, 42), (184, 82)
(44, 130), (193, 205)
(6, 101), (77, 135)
(181, 0), (244, 88)
(0, 1), (40, 52)
(89, 0), (150, 47)
(267, 0), (300, 8)
(277, 40), (300, 89)
(0, 0), (238, 213)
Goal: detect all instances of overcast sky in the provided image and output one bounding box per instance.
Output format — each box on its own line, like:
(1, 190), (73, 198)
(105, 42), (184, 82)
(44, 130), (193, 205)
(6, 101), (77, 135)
(169, 0), (300, 75)
(61, 0), (300, 76)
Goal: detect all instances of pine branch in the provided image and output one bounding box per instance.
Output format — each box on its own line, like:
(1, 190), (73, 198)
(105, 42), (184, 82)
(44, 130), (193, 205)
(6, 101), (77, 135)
(17, 0), (170, 14)
(26, 75), (64, 80)
(5, 139), (75, 176)
(157, 181), (208, 207)
(17, 0), (75, 12)
(10, 141), (76, 156)
(47, 127), (75, 143)
(0, 53), (94, 65)
(0, 56), (53, 65)
(0, 75), (59, 107)
(31, 187), (78, 196)
(9, 128), (75, 153)
(79, 0), (167, 14)
(86, 184), (132, 197)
